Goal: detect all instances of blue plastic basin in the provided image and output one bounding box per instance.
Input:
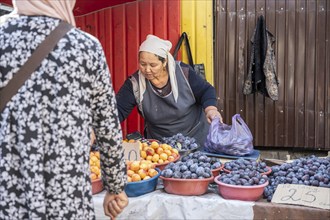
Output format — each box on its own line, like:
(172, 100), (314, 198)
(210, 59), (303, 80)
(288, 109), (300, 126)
(124, 168), (161, 197)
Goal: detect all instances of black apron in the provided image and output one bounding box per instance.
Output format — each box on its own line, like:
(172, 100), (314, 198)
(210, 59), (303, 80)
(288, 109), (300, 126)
(142, 63), (209, 148)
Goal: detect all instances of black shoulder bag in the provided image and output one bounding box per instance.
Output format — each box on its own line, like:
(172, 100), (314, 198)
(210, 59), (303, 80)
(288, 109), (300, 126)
(0, 21), (73, 113)
(172, 32), (206, 80)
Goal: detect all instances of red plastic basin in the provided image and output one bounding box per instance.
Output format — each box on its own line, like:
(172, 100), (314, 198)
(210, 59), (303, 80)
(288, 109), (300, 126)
(214, 175), (268, 201)
(160, 176), (213, 196)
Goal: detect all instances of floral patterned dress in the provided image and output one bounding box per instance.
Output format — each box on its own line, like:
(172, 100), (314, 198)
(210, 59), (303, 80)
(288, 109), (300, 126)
(0, 15), (126, 219)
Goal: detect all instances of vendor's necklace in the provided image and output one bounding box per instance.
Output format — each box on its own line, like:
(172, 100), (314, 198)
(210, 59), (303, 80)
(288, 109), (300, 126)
(155, 83), (167, 93)
(151, 80), (170, 96)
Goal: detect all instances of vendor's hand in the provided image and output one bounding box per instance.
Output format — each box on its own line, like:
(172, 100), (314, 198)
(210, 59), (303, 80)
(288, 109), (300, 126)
(103, 191), (129, 220)
(205, 106), (223, 124)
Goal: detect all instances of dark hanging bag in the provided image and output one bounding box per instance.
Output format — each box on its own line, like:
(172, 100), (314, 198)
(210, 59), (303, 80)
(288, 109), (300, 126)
(173, 32), (206, 80)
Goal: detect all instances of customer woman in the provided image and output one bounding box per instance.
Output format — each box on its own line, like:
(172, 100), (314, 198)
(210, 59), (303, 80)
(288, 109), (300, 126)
(0, 1), (128, 219)
(116, 34), (223, 147)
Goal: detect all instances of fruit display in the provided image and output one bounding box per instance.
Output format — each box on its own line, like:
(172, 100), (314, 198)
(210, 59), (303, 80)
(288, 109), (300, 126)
(181, 151), (222, 170)
(90, 151), (103, 194)
(90, 151), (101, 180)
(113, 137), (329, 205)
(214, 167), (269, 201)
(216, 170), (269, 186)
(125, 168), (161, 197)
(138, 140), (180, 165)
(126, 160), (159, 182)
(264, 155), (330, 201)
(223, 158), (270, 174)
(214, 174), (269, 201)
(161, 151), (222, 179)
(160, 175), (213, 196)
(162, 133), (198, 151)
(161, 161), (211, 179)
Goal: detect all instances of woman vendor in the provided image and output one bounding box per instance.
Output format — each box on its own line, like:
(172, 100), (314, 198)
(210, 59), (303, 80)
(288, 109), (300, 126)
(116, 34), (223, 147)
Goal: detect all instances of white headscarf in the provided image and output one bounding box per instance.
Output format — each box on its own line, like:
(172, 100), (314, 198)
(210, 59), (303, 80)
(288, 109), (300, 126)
(5, 0), (76, 26)
(138, 34), (178, 102)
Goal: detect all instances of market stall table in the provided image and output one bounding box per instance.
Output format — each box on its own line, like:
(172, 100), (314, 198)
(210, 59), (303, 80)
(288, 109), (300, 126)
(92, 184), (329, 220)
(253, 199), (329, 220)
(93, 183), (255, 220)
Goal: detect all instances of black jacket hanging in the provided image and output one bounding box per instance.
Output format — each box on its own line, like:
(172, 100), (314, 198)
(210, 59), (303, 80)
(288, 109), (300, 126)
(243, 15), (279, 101)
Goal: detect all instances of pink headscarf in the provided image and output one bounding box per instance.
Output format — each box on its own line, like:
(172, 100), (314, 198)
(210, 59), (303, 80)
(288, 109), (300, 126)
(11, 0), (76, 26)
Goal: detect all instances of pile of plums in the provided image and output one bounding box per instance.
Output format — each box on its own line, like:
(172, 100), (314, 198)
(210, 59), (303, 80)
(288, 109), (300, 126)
(264, 155), (330, 201)
(181, 151), (222, 170)
(162, 133), (198, 151)
(161, 151), (222, 179)
(224, 158), (269, 174)
(217, 170), (268, 186)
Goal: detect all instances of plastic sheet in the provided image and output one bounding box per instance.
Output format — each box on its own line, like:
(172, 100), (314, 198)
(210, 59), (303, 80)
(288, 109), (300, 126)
(93, 186), (255, 220)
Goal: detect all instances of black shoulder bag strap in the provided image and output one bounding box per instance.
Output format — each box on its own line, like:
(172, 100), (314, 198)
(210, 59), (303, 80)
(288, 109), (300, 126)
(172, 32), (206, 80)
(0, 21), (73, 113)
(172, 32), (194, 68)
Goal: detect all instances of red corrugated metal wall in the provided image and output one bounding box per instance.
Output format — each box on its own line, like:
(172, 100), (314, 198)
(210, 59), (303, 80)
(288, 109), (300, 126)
(75, 0), (180, 138)
(214, 0), (329, 150)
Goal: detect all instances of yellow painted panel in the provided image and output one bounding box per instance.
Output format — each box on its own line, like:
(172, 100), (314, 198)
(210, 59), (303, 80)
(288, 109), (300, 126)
(180, 0), (213, 84)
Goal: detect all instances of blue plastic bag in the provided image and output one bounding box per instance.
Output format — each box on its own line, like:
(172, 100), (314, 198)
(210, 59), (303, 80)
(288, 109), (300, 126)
(204, 114), (254, 156)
